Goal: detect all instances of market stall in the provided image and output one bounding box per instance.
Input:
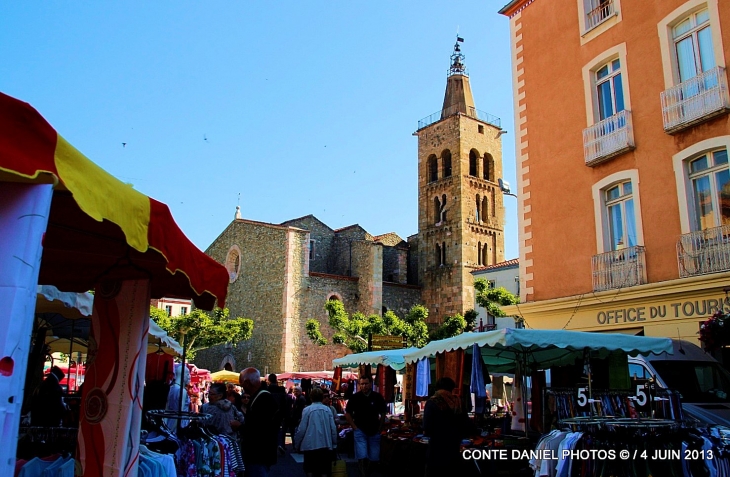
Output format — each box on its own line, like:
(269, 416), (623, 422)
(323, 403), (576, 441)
(0, 92), (228, 476)
(399, 329), (730, 477)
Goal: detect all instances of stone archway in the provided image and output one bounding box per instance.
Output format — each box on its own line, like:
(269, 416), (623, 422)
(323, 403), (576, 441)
(220, 354), (236, 371)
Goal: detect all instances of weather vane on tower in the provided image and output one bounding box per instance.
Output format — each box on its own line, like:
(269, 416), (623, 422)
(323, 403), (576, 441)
(449, 34), (466, 76)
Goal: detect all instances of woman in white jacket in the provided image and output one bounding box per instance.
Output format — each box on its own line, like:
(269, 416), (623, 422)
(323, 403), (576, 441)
(294, 387), (338, 477)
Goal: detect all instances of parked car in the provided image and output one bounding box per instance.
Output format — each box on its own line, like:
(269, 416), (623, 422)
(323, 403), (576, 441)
(628, 339), (730, 426)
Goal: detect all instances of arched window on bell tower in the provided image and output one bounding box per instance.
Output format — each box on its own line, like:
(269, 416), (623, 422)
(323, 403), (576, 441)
(477, 241), (482, 265)
(442, 150), (452, 178)
(482, 196), (489, 222)
(441, 194), (447, 222)
(434, 196), (441, 224)
(436, 243), (442, 266)
(476, 194), (481, 222)
(469, 150), (478, 177)
(482, 242), (489, 266)
(428, 155), (438, 182)
(483, 153), (494, 181)
(442, 241), (447, 265)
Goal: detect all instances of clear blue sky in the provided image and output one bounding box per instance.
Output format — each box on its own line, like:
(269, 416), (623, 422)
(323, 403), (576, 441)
(1, 2), (518, 260)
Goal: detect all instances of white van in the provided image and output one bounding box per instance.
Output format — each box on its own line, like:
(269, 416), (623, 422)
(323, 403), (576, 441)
(628, 339), (730, 426)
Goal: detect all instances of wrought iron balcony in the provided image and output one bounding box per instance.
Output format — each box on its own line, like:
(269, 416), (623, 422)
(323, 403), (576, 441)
(585, 0), (616, 31)
(661, 66), (730, 133)
(418, 104), (501, 130)
(677, 224), (730, 277)
(583, 110), (635, 166)
(591, 245), (646, 292)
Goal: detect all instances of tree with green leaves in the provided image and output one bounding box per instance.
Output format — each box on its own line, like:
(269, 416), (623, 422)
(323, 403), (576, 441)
(474, 278), (520, 320)
(306, 301), (430, 353)
(150, 306), (254, 360)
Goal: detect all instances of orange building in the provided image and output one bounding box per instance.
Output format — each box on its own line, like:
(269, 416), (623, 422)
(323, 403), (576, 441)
(499, 0), (730, 344)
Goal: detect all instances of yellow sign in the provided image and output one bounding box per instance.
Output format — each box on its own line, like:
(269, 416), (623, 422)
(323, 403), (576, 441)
(370, 334), (406, 351)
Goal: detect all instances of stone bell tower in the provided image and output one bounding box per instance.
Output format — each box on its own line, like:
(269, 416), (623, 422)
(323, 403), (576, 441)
(414, 37), (505, 325)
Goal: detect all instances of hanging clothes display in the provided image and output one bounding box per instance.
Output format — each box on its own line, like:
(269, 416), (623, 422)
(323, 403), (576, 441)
(332, 367), (343, 393)
(376, 364), (397, 402)
(416, 358), (430, 397)
(435, 348), (464, 396)
(16, 455), (75, 477)
(470, 343), (487, 414)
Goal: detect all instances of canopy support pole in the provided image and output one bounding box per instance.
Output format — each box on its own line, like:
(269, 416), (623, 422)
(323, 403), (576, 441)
(77, 278), (150, 477)
(0, 183), (53, 477)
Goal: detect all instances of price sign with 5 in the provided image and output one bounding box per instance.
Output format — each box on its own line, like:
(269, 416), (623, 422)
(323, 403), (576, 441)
(632, 384), (648, 406)
(576, 388), (601, 407)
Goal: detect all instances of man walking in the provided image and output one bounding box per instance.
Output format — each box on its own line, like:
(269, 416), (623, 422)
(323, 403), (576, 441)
(267, 373), (288, 454)
(240, 368), (279, 477)
(345, 375), (387, 477)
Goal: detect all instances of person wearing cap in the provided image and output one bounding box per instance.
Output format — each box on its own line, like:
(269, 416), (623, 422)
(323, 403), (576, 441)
(31, 366), (66, 427)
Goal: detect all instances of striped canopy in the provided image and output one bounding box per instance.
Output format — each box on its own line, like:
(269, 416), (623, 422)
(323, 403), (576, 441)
(0, 93), (227, 309)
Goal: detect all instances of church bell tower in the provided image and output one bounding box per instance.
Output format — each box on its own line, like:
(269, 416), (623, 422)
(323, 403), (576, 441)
(414, 37), (505, 325)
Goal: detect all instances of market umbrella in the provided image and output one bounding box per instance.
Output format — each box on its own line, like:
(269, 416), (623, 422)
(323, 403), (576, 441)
(332, 347), (419, 371)
(403, 328), (673, 372)
(210, 370), (241, 383)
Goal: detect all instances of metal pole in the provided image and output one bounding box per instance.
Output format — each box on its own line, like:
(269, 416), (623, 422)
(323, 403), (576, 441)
(178, 332), (187, 414)
(68, 320), (75, 391)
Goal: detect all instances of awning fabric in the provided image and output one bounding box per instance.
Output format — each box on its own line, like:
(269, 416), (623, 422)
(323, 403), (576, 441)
(210, 370), (241, 383)
(148, 320), (184, 356)
(403, 328), (673, 373)
(0, 93), (228, 310)
(332, 348), (418, 371)
(277, 370), (358, 381)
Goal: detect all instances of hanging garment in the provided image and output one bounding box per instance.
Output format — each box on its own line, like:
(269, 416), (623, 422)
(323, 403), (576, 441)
(416, 358), (430, 397)
(470, 344), (487, 414)
(436, 349), (464, 396)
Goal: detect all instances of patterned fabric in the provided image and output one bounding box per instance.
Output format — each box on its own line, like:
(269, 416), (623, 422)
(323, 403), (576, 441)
(76, 279), (150, 477)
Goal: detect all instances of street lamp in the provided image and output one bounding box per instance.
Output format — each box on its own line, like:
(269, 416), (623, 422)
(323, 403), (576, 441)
(498, 178), (517, 198)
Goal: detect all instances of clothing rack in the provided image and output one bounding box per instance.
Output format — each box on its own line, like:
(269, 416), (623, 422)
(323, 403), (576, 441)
(17, 426), (78, 461)
(545, 387), (683, 427)
(146, 410), (210, 421)
(18, 426), (78, 441)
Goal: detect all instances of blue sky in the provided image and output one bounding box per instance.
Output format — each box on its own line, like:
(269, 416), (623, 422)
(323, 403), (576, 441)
(1, 2), (518, 260)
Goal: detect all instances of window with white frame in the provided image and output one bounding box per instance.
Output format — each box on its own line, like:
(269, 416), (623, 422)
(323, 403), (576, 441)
(595, 59), (625, 121)
(180, 306), (188, 316)
(584, 0), (615, 31)
(688, 148), (730, 230)
(165, 305), (172, 316)
(604, 181), (637, 251)
(673, 9), (715, 83)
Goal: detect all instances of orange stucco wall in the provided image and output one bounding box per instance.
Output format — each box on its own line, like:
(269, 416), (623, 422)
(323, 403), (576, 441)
(509, 0), (730, 302)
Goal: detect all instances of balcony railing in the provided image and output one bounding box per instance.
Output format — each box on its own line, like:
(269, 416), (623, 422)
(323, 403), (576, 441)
(661, 66), (730, 133)
(418, 104), (501, 130)
(677, 224), (730, 278)
(583, 110), (634, 166)
(585, 0), (615, 31)
(592, 245), (646, 292)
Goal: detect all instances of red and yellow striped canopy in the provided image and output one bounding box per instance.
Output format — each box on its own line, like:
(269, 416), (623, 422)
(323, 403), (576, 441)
(0, 92), (227, 309)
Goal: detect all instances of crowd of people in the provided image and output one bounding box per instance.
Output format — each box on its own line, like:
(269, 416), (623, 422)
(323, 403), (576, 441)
(161, 365), (383, 477)
(29, 363), (473, 477)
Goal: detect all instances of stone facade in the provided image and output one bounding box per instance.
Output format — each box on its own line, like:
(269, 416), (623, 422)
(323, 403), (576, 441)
(195, 215), (421, 373)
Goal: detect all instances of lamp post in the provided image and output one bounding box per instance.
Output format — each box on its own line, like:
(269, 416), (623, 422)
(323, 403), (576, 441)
(498, 178), (517, 198)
